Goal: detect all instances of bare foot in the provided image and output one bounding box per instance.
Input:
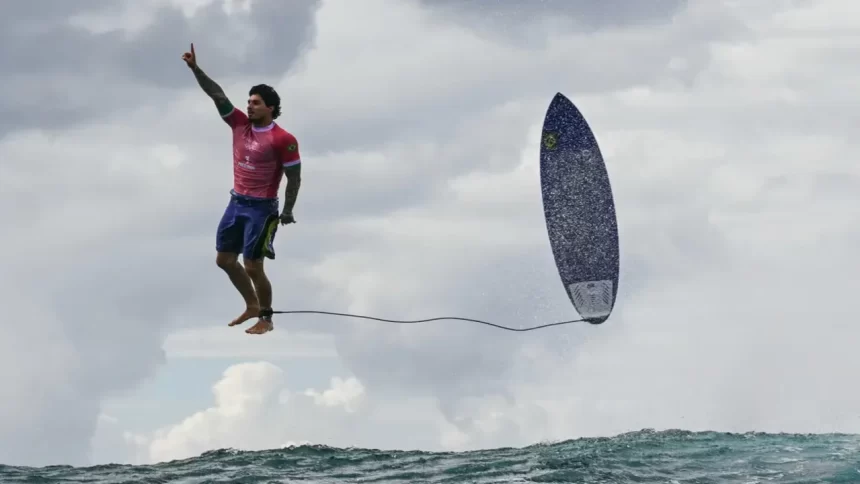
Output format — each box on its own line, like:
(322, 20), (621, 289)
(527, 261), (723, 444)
(246, 318), (274, 335)
(229, 305), (260, 327)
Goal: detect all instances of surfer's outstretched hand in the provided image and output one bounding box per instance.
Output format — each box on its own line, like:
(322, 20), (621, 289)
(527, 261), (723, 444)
(181, 43), (197, 68)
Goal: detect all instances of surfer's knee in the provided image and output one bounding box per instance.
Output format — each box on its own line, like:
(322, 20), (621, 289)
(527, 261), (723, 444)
(243, 258), (265, 280)
(216, 252), (238, 270)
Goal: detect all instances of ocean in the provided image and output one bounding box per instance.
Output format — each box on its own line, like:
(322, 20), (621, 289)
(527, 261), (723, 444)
(2, 429), (858, 483)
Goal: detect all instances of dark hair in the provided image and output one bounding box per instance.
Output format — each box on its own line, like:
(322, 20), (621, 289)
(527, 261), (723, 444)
(249, 84), (281, 119)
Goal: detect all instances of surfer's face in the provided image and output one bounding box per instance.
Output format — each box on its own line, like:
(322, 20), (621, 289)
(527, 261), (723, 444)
(246, 94), (271, 122)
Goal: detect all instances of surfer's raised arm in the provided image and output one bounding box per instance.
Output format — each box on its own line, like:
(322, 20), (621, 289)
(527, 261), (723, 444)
(181, 43), (234, 116)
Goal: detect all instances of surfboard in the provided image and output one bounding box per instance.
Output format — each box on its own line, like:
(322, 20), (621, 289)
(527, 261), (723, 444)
(539, 92), (620, 324)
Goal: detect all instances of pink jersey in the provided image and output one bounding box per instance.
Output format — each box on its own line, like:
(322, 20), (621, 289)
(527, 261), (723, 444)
(222, 107), (301, 199)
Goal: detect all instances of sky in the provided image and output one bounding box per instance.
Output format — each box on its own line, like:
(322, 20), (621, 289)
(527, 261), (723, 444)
(1, 0), (859, 468)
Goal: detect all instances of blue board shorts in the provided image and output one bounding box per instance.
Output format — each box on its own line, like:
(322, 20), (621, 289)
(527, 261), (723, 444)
(216, 191), (280, 260)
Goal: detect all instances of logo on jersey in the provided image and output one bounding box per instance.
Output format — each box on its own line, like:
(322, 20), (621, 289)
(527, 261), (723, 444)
(244, 140), (263, 153)
(238, 155), (256, 171)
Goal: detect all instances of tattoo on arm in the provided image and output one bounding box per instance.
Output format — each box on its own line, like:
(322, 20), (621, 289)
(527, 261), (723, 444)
(282, 164), (302, 213)
(191, 65), (232, 114)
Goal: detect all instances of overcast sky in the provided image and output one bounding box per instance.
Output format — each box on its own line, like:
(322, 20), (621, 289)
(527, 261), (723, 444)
(2, 0), (858, 468)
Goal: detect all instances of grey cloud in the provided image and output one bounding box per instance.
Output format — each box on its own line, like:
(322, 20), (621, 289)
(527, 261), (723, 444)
(0, 0), (321, 138)
(423, 0), (686, 24)
(419, 0), (687, 40)
(0, 235), (189, 466)
(293, 106), (545, 226)
(285, 14), (745, 163)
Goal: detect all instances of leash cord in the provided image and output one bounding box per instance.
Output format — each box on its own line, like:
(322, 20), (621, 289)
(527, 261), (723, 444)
(266, 309), (586, 332)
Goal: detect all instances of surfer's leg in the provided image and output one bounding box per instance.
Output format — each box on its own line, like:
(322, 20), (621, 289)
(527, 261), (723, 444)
(216, 197), (260, 326)
(217, 252), (261, 327)
(243, 258), (273, 334)
(242, 202), (279, 335)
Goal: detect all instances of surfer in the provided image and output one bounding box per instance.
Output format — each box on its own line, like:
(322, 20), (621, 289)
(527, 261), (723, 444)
(181, 43), (302, 335)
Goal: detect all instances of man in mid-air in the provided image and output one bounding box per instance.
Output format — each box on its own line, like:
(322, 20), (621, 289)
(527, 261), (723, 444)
(182, 43), (302, 335)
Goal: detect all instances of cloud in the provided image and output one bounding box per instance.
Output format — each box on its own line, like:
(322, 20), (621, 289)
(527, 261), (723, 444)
(126, 360), (539, 463)
(419, 0), (688, 35)
(131, 362), (368, 463)
(0, 0), (320, 137)
(303, 376), (365, 413)
(140, 362), (289, 462)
